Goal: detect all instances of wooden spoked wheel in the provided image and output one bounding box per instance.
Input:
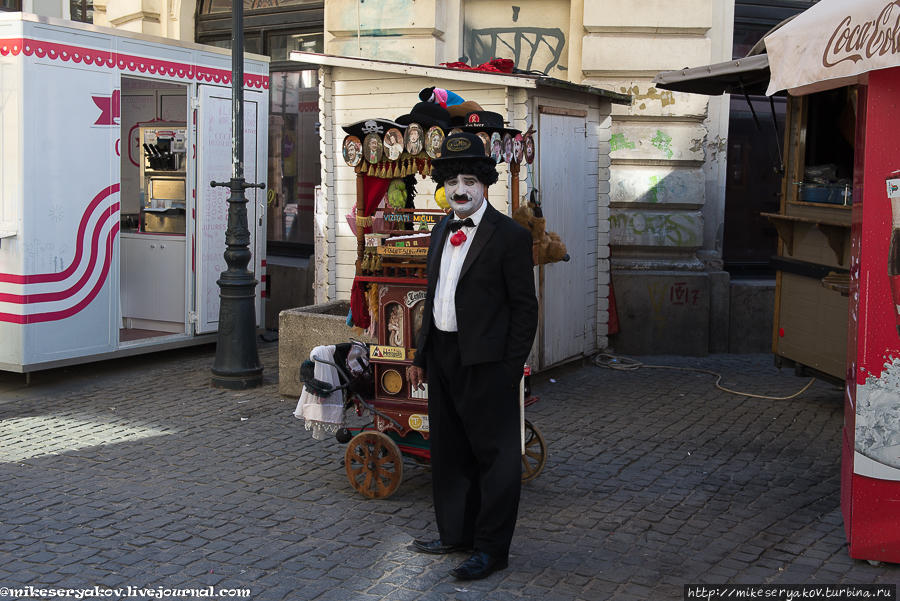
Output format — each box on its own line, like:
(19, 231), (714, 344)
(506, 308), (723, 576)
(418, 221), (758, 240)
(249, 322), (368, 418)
(345, 431), (403, 499)
(521, 420), (547, 483)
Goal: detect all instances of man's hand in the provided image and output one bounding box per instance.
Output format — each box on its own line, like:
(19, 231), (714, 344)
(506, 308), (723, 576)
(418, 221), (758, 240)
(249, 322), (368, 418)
(407, 365), (426, 391)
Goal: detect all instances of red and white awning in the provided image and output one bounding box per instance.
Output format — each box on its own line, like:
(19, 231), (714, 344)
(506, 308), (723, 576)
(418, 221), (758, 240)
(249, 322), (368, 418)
(766, 0), (900, 96)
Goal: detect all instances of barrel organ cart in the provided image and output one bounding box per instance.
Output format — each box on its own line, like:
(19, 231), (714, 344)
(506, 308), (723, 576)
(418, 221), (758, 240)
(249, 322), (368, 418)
(315, 100), (551, 499)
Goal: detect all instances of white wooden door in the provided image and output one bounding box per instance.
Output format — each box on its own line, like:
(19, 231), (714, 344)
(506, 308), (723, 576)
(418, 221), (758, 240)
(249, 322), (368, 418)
(538, 112), (590, 367)
(195, 85), (263, 334)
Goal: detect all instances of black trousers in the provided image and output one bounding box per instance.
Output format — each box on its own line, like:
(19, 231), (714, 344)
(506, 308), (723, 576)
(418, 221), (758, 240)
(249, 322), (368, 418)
(426, 328), (521, 560)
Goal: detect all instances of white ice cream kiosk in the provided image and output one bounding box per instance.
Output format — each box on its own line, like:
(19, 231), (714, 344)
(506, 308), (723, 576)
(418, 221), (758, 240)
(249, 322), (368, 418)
(0, 13), (269, 372)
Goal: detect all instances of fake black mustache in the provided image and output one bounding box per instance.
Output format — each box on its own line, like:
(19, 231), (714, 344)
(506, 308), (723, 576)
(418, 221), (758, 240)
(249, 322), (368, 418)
(451, 194), (472, 202)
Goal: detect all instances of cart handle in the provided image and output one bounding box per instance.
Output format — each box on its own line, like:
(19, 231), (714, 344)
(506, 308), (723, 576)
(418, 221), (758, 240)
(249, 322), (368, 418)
(308, 355), (405, 433)
(300, 356), (350, 396)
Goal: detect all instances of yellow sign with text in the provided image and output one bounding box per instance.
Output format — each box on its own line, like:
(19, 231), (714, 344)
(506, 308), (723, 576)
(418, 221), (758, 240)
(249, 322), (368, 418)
(376, 246), (428, 256)
(370, 345), (406, 361)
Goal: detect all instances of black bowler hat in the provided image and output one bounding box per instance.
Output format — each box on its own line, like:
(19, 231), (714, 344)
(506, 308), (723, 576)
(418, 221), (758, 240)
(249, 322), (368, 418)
(395, 101), (451, 130)
(431, 132), (495, 165)
(460, 110), (520, 136)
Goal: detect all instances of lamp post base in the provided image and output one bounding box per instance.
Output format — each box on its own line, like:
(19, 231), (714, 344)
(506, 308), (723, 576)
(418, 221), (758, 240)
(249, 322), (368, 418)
(210, 369), (263, 390)
(209, 176), (266, 391)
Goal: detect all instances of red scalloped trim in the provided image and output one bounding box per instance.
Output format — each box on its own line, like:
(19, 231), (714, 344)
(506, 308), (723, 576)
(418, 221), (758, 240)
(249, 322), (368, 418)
(0, 38), (268, 89)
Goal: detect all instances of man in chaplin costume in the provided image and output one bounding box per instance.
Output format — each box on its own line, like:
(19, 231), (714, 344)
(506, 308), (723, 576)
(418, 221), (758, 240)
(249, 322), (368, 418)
(406, 132), (538, 580)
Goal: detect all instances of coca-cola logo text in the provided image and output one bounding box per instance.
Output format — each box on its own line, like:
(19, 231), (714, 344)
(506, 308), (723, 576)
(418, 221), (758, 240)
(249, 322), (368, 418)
(823, 1), (900, 68)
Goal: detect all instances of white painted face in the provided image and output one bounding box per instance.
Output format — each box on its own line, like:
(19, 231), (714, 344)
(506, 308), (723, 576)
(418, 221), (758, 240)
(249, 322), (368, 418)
(444, 173), (485, 218)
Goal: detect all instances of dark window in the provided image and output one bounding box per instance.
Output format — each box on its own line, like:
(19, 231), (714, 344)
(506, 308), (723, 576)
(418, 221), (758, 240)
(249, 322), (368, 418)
(1, 0), (22, 11)
(268, 31), (322, 62)
(803, 88), (855, 183)
(268, 68), (319, 252)
(733, 0), (821, 59)
(196, 0), (323, 257)
(723, 96), (784, 272)
(200, 0), (319, 14)
(724, 0), (821, 276)
(70, 0), (93, 22)
(196, 0), (323, 40)
(199, 35), (264, 56)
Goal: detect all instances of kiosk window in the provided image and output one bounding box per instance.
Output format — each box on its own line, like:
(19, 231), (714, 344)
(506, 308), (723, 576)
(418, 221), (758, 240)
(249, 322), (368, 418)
(798, 88), (856, 206)
(1, 0), (21, 10)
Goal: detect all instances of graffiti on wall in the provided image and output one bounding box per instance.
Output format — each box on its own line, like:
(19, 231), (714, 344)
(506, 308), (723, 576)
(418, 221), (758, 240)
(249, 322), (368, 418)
(647, 281), (703, 326)
(651, 130), (674, 160)
(610, 212), (701, 247)
(610, 133), (636, 152)
(466, 27), (566, 73)
(611, 169), (704, 205)
(463, 4), (568, 73)
(610, 129), (688, 161)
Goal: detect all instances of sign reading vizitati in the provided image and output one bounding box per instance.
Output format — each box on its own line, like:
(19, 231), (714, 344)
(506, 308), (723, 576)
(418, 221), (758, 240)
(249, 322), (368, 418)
(766, 0), (900, 95)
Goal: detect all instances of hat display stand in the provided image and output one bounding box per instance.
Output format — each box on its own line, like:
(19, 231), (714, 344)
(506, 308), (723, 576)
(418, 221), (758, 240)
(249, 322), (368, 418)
(343, 117), (544, 282)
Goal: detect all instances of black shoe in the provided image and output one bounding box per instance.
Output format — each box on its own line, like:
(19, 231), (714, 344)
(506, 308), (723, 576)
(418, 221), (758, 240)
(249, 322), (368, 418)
(450, 551), (508, 580)
(411, 539), (471, 555)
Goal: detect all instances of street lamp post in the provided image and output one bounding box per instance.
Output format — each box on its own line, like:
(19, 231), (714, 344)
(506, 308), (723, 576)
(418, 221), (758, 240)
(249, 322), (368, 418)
(210, 0), (264, 389)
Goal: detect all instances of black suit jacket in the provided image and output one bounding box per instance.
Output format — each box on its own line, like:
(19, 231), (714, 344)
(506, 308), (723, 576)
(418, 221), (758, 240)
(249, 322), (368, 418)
(413, 203), (538, 379)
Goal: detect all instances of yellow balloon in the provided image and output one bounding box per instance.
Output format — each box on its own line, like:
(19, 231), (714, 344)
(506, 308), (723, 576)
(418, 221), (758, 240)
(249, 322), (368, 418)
(435, 186), (449, 210)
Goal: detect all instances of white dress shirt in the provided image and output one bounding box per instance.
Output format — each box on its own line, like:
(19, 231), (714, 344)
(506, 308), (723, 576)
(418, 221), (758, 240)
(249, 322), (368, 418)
(432, 201), (488, 332)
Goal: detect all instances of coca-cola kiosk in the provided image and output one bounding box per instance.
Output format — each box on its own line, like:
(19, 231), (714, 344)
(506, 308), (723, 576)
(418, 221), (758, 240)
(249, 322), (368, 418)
(840, 68), (900, 563)
(763, 0), (900, 563)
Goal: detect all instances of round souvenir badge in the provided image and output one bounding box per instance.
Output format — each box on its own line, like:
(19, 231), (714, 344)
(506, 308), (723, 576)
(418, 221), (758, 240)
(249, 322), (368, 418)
(381, 369), (403, 395)
(363, 133), (383, 164)
(490, 132), (503, 164)
(425, 126), (445, 159)
(476, 132), (491, 157)
(513, 133), (525, 164)
(342, 135), (362, 167)
(524, 135), (535, 164)
(405, 123), (424, 155)
(502, 133), (514, 164)
(384, 127), (404, 161)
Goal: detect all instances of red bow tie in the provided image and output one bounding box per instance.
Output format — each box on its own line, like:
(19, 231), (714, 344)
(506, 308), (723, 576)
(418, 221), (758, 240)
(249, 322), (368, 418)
(450, 231), (467, 246)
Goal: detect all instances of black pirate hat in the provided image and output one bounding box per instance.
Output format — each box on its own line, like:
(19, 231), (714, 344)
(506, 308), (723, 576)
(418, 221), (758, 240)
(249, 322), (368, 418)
(342, 118), (406, 140)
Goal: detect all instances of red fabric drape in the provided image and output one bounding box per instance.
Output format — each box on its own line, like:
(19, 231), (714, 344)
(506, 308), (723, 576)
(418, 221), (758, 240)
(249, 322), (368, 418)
(363, 176), (391, 216)
(350, 176), (390, 328)
(608, 279), (620, 336)
(350, 278), (370, 329)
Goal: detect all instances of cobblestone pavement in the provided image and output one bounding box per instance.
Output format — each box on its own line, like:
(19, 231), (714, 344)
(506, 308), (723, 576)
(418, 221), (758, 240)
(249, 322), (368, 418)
(1, 342), (899, 601)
